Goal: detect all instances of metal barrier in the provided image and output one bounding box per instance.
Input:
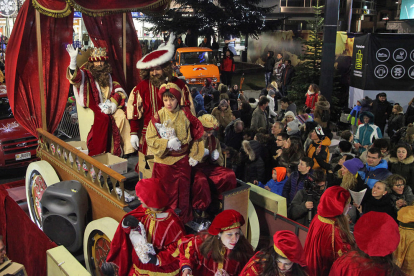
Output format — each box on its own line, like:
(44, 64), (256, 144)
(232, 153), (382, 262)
(55, 104), (80, 139)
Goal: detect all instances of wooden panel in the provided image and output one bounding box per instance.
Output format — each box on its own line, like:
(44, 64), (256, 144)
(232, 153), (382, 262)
(245, 182), (287, 217)
(298, 229), (308, 248)
(222, 183), (250, 235)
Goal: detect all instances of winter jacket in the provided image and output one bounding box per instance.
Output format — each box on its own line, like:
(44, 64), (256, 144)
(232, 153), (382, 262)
(361, 191), (397, 223)
(305, 92), (318, 110)
(192, 92), (206, 114)
(277, 148), (305, 172)
(387, 113), (404, 137)
(372, 96), (392, 125)
(211, 107), (232, 128)
(281, 65), (295, 86)
(347, 105), (361, 126)
(250, 107), (268, 131)
(314, 100), (330, 129)
(388, 156), (414, 190)
(389, 186), (414, 213)
(354, 111), (382, 153)
(405, 103), (414, 125)
(241, 140), (265, 183)
(358, 159), (392, 189)
(266, 95), (277, 117)
(306, 137), (331, 171)
(220, 56), (235, 72)
(258, 177), (288, 196)
(264, 52), (276, 72)
(224, 120), (244, 151)
(288, 189), (321, 227)
(282, 170), (314, 206)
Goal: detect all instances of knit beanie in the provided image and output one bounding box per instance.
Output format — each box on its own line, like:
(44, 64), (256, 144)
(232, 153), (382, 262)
(287, 121), (299, 135)
(268, 90), (276, 96)
(297, 114), (311, 125)
(284, 111), (295, 119)
(343, 158), (364, 175)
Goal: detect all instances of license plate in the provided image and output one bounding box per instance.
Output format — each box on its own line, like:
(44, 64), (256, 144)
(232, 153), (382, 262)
(16, 152), (31, 161)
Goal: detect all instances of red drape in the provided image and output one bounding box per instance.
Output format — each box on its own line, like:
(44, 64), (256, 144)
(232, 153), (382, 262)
(5, 0), (73, 137)
(0, 189), (57, 276)
(83, 13), (142, 94)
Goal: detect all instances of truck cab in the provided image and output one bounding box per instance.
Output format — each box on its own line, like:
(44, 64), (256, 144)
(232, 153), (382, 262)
(0, 87), (38, 169)
(174, 47), (220, 85)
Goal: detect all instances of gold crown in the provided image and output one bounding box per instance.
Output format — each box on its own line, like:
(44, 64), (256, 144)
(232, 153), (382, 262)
(89, 47), (109, 61)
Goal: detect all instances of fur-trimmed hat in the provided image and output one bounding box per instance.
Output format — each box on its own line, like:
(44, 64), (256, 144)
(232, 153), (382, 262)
(136, 33), (175, 69)
(198, 114), (218, 131)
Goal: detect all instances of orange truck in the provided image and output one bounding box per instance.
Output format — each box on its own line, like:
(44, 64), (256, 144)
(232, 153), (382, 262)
(174, 47), (220, 85)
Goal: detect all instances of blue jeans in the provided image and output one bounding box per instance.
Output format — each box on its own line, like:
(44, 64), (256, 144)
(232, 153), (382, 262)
(265, 72), (272, 87)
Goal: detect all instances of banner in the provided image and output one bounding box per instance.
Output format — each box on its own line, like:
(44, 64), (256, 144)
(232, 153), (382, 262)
(351, 33), (414, 91)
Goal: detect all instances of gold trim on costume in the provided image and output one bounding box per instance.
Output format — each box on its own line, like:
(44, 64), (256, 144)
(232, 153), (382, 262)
(317, 215), (334, 225)
(273, 245), (287, 258)
(221, 222), (241, 231)
(318, 215), (336, 259)
(185, 240), (192, 259)
(32, 0), (72, 18)
(133, 264), (179, 276)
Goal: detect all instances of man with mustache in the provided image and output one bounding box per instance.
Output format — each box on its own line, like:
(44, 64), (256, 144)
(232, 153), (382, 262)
(66, 46), (133, 157)
(127, 33), (195, 159)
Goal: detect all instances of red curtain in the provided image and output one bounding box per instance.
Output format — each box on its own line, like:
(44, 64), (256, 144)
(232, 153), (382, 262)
(83, 13), (142, 94)
(0, 189), (57, 276)
(5, 0), (73, 137)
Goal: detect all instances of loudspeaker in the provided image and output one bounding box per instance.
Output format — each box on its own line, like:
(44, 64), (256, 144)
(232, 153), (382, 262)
(41, 180), (89, 253)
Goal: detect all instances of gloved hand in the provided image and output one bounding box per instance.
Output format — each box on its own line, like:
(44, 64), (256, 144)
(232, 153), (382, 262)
(100, 262), (115, 276)
(130, 135), (139, 150)
(108, 102), (118, 115)
(130, 222), (156, 264)
(148, 254), (159, 265)
(66, 44), (78, 70)
(211, 149), (219, 161)
(123, 215), (139, 228)
(189, 157), (198, 167)
(203, 148), (210, 157)
(167, 137), (181, 151)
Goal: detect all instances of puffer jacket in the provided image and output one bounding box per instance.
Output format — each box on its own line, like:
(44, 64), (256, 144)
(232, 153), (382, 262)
(354, 111), (382, 153)
(241, 140), (265, 183)
(358, 159), (392, 189)
(305, 92), (318, 110)
(389, 186), (414, 213)
(388, 156), (414, 190)
(387, 112), (404, 137)
(347, 105), (361, 126)
(306, 136), (331, 171)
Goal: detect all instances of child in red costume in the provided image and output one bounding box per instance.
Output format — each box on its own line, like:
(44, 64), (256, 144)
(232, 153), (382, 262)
(105, 178), (185, 276)
(240, 230), (308, 276)
(146, 82), (204, 223)
(179, 210), (254, 276)
(304, 186), (355, 276)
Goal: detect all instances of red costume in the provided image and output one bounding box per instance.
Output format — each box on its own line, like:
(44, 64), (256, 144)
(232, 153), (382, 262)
(106, 178), (185, 276)
(240, 230), (307, 276)
(68, 59), (130, 157)
(304, 186), (352, 276)
(329, 212), (401, 276)
(179, 210), (249, 276)
(192, 114), (237, 211)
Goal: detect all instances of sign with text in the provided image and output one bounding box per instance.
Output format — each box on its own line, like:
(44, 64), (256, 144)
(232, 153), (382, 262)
(350, 33), (414, 91)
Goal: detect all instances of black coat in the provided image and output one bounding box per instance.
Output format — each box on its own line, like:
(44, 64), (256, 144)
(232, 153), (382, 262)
(372, 98), (392, 125)
(405, 104), (414, 125)
(387, 113), (405, 137)
(240, 140), (265, 183)
(388, 156), (414, 190)
(265, 52), (275, 72)
(361, 191), (397, 222)
(288, 189), (321, 227)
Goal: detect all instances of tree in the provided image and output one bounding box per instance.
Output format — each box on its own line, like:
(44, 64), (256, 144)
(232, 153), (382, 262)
(288, 1), (324, 109)
(140, 0), (277, 38)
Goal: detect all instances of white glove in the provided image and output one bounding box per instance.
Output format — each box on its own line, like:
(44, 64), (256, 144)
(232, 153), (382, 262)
(203, 148), (210, 157)
(215, 269), (229, 276)
(99, 100), (112, 114)
(108, 102), (118, 114)
(211, 149), (219, 161)
(129, 222), (156, 264)
(167, 137), (181, 151)
(130, 135), (139, 150)
(189, 157), (198, 167)
(66, 44), (78, 70)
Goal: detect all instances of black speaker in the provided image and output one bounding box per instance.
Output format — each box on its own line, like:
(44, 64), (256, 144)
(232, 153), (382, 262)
(41, 180), (88, 253)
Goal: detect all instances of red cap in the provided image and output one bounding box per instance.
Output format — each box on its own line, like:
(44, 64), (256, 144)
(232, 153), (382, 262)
(158, 82), (182, 104)
(317, 186), (350, 218)
(273, 231), (306, 267)
(208, 210), (245, 235)
(354, 211), (399, 257)
(135, 178), (169, 209)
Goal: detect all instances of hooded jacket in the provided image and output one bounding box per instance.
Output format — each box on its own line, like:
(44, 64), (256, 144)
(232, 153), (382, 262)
(372, 94), (392, 125)
(306, 136), (331, 171)
(314, 100), (330, 128)
(258, 167), (288, 196)
(241, 140), (265, 183)
(358, 159), (392, 189)
(354, 111), (382, 153)
(388, 155), (414, 190)
(264, 51), (275, 72)
(347, 104), (361, 126)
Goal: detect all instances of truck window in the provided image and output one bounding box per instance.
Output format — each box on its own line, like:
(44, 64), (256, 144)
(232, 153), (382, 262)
(0, 97), (13, 119)
(180, 51), (213, 66)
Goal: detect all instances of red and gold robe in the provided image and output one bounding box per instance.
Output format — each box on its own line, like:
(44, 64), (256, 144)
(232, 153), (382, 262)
(67, 66), (133, 156)
(192, 136), (237, 211)
(127, 77), (194, 155)
(239, 252), (263, 276)
(179, 234), (246, 276)
(329, 251), (393, 276)
(304, 215), (351, 276)
(106, 205), (185, 276)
